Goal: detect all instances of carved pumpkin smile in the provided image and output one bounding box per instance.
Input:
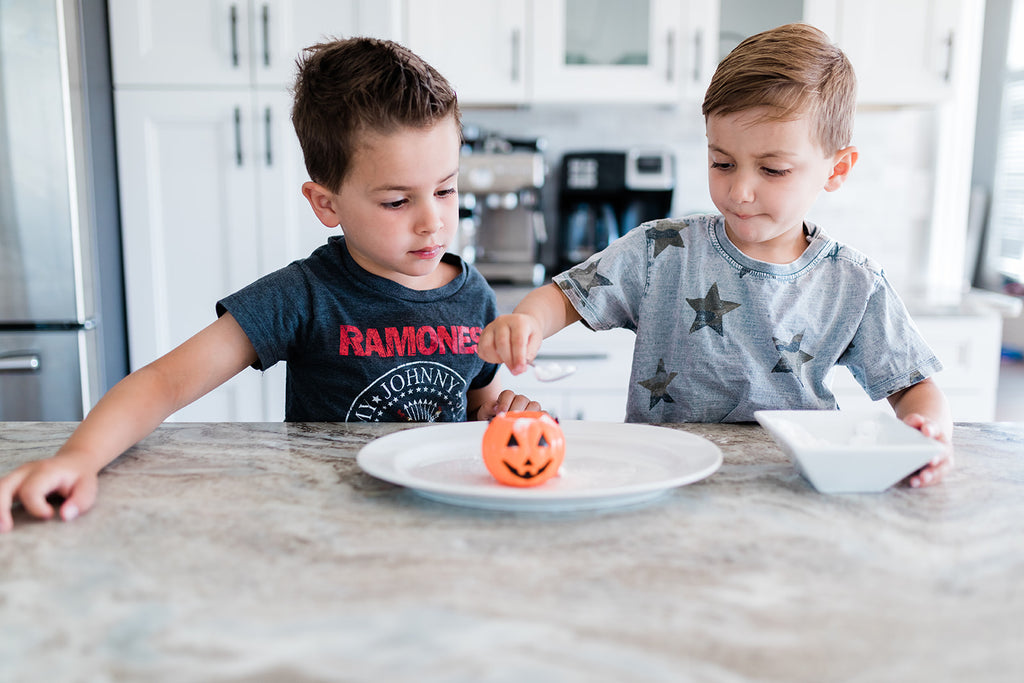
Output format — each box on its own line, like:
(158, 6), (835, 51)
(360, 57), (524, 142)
(482, 411), (566, 487)
(502, 458), (552, 479)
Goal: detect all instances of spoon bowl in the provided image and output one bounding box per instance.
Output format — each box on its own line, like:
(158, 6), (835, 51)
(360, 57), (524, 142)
(529, 360), (577, 382)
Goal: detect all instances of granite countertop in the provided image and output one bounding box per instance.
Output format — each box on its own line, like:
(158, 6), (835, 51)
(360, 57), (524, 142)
(1, 421), (1022, 682)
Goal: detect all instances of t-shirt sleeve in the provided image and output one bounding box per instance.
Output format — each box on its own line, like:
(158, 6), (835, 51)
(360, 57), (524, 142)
(216, 264), (309, 372)
(839, 273), (943, 400)
(552, 225), (648, 332)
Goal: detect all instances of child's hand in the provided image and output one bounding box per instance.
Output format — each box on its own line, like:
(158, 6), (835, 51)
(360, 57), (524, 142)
(476, 389), (542, 421)
(901, 413), (954, 488)
(478, 313), (544, 375)
(0, 456), (99, 532)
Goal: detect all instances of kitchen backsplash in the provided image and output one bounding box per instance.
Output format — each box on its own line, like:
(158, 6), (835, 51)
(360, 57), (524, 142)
(464, 103), (937, 300)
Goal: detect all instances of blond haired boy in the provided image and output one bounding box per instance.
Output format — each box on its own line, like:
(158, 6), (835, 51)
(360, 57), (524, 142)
(479, 24), (953, 487)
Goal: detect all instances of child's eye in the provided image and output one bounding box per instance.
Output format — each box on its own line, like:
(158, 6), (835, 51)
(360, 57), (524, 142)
(710, 161), (733, 171)
(381, 199), (407, 209)
(437, 187), (457, 198)
(762, 167), (791, 177)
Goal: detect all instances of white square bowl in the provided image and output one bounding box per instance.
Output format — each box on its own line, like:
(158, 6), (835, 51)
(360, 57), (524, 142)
(753, 410), (943, 493)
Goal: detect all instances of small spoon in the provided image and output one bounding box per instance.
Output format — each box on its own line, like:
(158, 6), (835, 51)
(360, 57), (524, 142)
(529, 359), (577, 382)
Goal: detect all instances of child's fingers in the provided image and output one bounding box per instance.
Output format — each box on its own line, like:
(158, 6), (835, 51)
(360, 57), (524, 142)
(908, 452), (954, 488)
(0, 469), (29, 532)
(10, 470), (59, 522)
(60, 475), (97, 522)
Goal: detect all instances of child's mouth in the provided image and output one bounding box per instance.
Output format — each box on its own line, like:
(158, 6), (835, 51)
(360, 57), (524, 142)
(412, 246), (443, 259)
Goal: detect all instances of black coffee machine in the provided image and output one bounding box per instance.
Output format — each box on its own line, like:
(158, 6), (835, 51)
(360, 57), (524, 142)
(556, 149), (675, 272)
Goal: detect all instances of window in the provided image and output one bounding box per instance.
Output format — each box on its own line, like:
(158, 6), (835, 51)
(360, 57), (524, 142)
(984, 0), (1024, 285)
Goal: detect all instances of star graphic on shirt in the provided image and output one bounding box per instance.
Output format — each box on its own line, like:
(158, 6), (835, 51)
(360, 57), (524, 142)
(638, 358), (677, 409)
(646, 225), (685, 258)
(687, 282), (740, 336)
(771, 332), (814, 382)
(564, 259), (612, 295)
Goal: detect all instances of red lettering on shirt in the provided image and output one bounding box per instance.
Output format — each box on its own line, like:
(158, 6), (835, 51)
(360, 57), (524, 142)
(385, 327), (417, 356)
(340, 325), (365, 356)
(339, 324), (483, 358)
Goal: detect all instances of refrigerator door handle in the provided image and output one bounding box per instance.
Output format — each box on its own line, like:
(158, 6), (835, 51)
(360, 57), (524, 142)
(0, 353), (41, 372)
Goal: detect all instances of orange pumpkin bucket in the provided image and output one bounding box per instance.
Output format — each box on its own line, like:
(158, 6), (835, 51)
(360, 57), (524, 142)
(482, 411), (565, 487)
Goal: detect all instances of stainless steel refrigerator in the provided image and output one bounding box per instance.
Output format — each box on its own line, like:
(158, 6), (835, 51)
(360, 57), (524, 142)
(0, 0), (126, 420)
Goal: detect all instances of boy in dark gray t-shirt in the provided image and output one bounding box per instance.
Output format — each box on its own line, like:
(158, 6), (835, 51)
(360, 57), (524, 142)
(0, 38), (539, 531)
(478, 24), (954, 489)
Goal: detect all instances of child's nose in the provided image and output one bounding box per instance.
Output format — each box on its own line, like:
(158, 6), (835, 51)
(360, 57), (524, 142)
(415, 201), (444, 234)
(729, 172), (756, 203)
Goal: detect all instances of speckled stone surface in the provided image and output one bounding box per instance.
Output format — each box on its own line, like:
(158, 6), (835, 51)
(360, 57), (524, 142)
(1, 421), (1022, 682)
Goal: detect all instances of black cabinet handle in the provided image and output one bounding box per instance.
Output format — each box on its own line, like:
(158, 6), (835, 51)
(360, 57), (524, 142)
(234, 107), (243, 166)
(229, 4), (239, 67)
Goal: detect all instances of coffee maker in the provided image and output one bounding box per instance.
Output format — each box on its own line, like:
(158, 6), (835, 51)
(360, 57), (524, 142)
(557, 148), (675, 271)
(459, 146), (548, 286)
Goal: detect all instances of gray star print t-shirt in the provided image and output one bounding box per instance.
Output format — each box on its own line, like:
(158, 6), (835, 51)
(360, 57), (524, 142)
(552, 214), (942, 423)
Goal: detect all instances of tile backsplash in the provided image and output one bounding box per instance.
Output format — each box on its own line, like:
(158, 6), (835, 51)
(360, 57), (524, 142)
(464, 103), (938, 299)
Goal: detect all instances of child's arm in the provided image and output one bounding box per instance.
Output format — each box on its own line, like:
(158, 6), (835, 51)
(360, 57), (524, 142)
(0, 314), (258, 531)
(886, 377), (954, 487)
(477, 283), (582, 375)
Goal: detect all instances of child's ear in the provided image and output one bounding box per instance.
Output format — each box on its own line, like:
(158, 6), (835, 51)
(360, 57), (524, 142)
(824, 146), (858, 192)
(302, 181), (342, 228)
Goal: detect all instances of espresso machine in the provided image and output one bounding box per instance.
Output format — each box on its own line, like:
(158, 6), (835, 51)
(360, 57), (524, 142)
(557, 148), (675, 271)
(459, 140), (548, 286)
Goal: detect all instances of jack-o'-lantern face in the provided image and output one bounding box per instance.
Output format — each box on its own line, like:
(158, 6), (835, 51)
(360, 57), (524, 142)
(482, 411), (565, 487)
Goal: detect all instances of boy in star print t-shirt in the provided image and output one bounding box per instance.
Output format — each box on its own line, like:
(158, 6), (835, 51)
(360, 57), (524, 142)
(478, 23), (953, 488)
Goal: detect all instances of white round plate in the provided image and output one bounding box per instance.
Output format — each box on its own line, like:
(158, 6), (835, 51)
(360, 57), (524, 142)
(356, 421), (722, 511)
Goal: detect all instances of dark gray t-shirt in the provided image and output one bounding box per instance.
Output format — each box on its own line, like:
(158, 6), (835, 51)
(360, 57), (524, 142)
(217, 236), (498, 422)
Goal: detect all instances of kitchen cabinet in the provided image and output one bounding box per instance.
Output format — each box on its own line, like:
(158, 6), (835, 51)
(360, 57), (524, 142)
(109, 1), (402, 421)
(498, 324), (636, 421)
(716, 0), (963, 106)
(531, 0), (713, 104)
(833, 0), (960, 105)
(113, 90), (315, 421)
(404, 0), (528, 105)
(108, 0), (402, 87)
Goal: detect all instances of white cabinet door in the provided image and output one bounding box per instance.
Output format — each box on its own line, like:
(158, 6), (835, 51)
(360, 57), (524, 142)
(253, 90), (335, 274)
(834, 0), (959, 104)
(108, 0), (255, 86)
(405, 0), (527, 104)
(531, 0), (684, 103)
(109, 0), (402, 88)
(254, 0), (404, 86)
(113, 90), (268, 421)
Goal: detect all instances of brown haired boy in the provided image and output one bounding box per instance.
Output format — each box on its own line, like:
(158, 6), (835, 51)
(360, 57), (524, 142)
(0, 38), (538, 531)
(478, 24), (953, 488)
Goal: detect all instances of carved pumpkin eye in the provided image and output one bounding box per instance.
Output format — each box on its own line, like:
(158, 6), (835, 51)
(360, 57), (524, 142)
(482, 411), (566, 487)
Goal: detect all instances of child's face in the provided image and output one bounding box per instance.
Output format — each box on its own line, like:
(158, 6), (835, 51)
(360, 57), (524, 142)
(327, 117), (461, 289)
(706, 107), (848, 263)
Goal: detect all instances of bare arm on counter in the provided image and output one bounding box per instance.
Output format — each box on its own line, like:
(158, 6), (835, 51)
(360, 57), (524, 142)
(0, 314), (257, 532)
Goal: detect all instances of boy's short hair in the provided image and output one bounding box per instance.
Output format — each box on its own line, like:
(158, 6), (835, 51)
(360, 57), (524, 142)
(292, 37), (460, 193)
(702, 23), (856, 154)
